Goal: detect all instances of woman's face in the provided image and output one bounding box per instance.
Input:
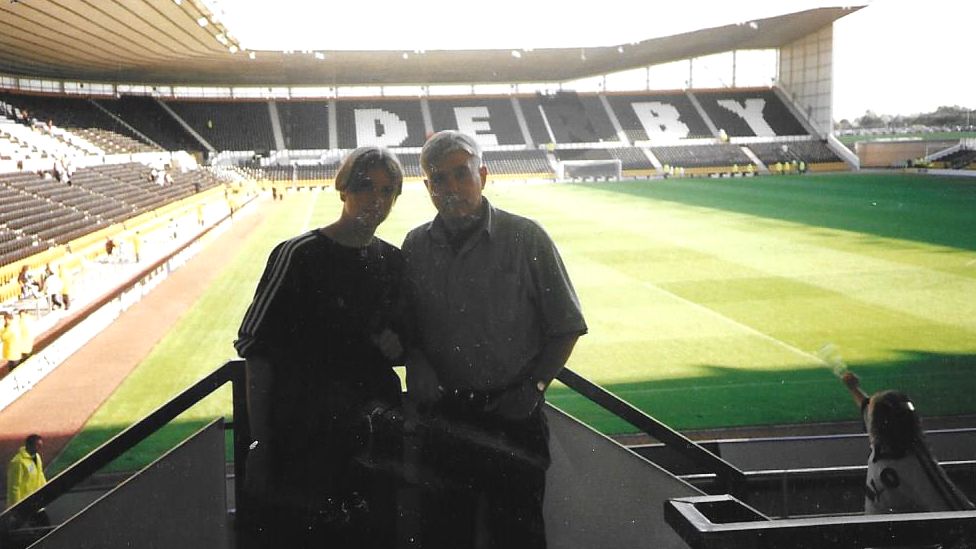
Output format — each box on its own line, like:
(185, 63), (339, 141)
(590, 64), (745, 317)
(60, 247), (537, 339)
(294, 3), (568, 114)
(341, 166), (399, 229)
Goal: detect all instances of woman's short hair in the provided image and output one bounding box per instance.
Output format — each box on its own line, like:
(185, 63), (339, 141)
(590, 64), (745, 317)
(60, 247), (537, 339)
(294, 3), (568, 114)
(334, 147), (404, 195)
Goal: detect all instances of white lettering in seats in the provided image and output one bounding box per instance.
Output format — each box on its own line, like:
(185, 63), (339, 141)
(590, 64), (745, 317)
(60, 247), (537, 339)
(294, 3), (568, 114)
(632, 102), (690, 139)
(354, 109), (409, 146)
(716, 99), (776, 137)
(454, 107), (499, 146)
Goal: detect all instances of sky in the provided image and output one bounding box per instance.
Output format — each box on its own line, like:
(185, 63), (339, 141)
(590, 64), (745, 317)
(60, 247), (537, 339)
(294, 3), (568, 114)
(212, 0), (974, 122)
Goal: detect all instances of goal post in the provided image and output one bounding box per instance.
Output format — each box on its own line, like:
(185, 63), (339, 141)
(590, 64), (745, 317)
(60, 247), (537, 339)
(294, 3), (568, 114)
(557, 159), (622, 181)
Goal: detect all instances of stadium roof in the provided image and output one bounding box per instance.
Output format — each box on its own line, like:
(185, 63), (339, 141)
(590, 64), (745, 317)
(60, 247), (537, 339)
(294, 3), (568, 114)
(0, 3), (862, 87)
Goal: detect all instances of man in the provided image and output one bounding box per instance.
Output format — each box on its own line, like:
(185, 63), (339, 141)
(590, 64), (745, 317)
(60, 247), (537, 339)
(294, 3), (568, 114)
(403, 130), (587, 548)
(6, 434), (49, 526)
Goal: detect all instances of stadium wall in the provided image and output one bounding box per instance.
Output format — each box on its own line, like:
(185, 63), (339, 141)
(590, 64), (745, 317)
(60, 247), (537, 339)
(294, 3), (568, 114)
(777, 25), (834, 135)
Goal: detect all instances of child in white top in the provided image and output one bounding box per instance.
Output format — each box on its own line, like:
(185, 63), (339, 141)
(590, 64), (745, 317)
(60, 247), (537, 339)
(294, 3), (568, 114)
(841, 372), (973, 515)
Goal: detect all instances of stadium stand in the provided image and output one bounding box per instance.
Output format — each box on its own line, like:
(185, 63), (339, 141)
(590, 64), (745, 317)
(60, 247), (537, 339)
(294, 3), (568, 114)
(695, 89), (808, 137)
(1, 115), (99, 161)
(0, 92), (158, 154)
(933, 147), (976, 169)
(521, 92), (618, 144)
(516, 96), (557, 145)
(276, 101), (330, 150)
(395, 153), (424, 178)
(258, 163), (339, 182)
(96, 97), (202, 153)
(334, 99), (427, 149)
(651, 144), (753, 169)
(165, 100), (275, 152)
(604, 92), (713, 141)
(747, 140), (841, 165)
(484, 150), (553, 176)
(427, 97), (527, 146)
(554, 148), (654, 171)
(0, 161), (225, 272)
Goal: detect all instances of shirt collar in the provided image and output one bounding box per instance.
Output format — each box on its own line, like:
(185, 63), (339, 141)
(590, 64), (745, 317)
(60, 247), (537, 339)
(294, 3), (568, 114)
(428, 197), (495, 242)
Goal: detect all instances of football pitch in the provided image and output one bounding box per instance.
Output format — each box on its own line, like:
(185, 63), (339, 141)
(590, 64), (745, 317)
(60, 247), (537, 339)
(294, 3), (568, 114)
(52, 172), (976, 473)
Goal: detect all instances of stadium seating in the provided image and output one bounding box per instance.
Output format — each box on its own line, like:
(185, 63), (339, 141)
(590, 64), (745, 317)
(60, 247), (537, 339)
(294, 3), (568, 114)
(604, 92), (713, 141)
(334, 99), (427, 149)
(165, 100), (275, 152)
(427, 97), (527, 146)
(695, 90), (808, 137)
(747, 140), (841, 165)
(483, 150), (553, 175)
(521, 92), (618, 144)
(395, 153), (424, 178)
(258, 164), (339, 182)
(554, 147), (654, 171)
(0, 92), (158, 154)
(650, 144), (753, 168)
(96, 97), (203, 152)
(933, 147), (976, 169)
(276, 101), (330, 150)
(0, 161), (223, 270)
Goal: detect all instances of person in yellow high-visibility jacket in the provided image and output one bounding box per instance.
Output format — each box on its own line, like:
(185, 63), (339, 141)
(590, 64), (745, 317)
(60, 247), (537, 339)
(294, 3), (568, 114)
(6, 434), (50, 526)
(18, 310), (33, 359)
(2, 311), (21, 369)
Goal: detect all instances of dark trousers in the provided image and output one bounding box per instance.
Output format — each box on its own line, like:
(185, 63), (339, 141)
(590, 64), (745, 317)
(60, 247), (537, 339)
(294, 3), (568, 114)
(414, 393), (550, 549)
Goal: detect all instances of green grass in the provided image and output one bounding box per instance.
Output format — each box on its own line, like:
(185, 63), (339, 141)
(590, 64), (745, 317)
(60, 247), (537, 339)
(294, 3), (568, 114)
(836, 131), (976, 145)
(51, 174), (976, 473)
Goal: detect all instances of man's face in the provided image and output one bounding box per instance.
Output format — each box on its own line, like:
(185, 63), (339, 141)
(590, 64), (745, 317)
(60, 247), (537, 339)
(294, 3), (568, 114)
(424, 149), (487, 229)
(27, 438), (42, 456)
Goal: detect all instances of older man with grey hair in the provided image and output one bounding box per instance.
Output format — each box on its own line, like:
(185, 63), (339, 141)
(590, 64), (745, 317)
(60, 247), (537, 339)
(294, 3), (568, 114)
(402, 130), (587, 548)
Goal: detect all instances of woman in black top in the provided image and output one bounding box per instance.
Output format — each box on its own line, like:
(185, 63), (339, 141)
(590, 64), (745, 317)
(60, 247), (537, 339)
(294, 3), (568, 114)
(235, 147), (406, 548)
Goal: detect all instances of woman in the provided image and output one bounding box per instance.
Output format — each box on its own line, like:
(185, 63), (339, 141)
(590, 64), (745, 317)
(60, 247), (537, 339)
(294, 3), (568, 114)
(235, 147), (406, 548)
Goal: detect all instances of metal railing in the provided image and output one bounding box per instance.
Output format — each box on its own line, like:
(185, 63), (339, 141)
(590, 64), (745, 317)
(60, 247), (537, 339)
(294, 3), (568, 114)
(556, 367), (747, 497)
(665, 494), (976, 549)
(1, 362), (747, 541)
(0, 360), (249, 538)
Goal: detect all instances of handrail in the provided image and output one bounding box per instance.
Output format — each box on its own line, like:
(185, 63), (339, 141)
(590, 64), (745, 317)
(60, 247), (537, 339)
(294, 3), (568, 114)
(556, 367), (747, 497)
(0, 360), (250, 536)
(665, 494), (976, 549)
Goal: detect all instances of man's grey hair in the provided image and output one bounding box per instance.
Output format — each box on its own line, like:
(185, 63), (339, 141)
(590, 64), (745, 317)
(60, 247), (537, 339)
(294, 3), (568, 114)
(420, 130), (483, 175)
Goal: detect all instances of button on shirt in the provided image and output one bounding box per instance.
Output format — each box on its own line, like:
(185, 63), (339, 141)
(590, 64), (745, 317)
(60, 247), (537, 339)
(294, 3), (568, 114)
(403, 198), (587, 391)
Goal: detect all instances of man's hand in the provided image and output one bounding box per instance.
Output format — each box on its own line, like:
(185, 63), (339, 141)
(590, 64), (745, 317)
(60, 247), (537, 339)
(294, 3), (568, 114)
(485, 379), (542, 421)
(406, 352), (442, 405)
(372, 328), (404, 362)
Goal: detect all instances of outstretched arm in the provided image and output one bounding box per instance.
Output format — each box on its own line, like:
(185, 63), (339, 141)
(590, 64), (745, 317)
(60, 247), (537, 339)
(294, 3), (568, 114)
(841, 371), (869, 408)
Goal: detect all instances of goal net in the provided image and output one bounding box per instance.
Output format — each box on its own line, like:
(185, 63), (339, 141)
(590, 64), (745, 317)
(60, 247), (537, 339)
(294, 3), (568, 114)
(558, 159), (622, 181)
